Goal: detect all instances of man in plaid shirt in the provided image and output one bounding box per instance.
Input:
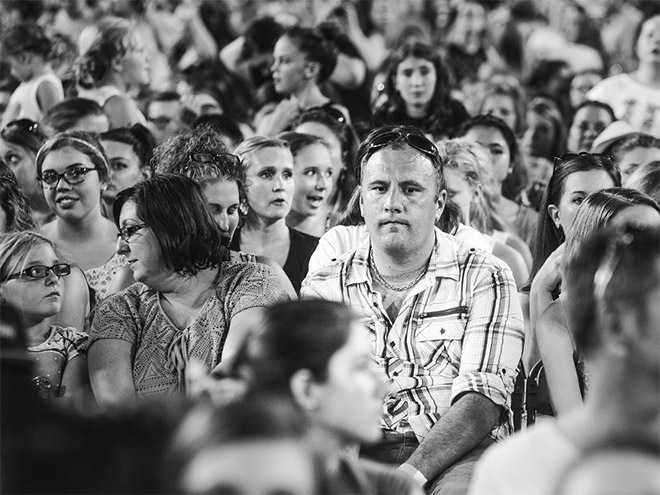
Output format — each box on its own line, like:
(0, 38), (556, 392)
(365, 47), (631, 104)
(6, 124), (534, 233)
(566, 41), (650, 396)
(301, 125), (524, 495)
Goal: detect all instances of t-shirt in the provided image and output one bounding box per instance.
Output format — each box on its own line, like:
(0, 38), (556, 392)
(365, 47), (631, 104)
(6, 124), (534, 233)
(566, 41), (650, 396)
(467, 420), (580, 495)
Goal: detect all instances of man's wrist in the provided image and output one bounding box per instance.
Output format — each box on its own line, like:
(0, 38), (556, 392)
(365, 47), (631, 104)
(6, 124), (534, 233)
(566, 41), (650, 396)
(398, 463), (428, 488)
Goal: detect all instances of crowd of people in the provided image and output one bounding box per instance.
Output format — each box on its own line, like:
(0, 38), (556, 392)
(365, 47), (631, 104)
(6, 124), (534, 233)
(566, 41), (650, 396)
(1, 0), (659, 493)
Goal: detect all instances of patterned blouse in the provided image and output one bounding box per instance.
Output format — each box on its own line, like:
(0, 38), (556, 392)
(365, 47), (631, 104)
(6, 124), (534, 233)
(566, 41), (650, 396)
(84, 252), (127, 304)
(89, 261), (288, 398)
(28, 326), (89, 398)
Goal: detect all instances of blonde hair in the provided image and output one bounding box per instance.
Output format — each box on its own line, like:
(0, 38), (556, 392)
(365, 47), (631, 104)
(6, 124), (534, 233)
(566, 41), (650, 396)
(0, 231), (66, 284)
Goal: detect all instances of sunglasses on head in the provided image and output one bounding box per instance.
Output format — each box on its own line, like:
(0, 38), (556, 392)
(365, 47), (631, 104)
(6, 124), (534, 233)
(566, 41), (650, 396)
(7, 263), (71, 281)
(1, 119), (40, 136)
(366, 130), (439, 162)
(553, 152), (613, 169)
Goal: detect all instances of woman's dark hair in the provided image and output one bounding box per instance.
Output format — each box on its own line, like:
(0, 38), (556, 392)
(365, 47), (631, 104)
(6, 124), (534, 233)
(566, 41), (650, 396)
(281, 26), (338, 84)
(277, 132), (326, 157)
(0, 119), (49, 154)
(44, 98), (105, 133)
(525, 96), (567, 161)
(457, 113), (529, 201)
(100, 124), (155, 173)
(373, 41), (455, 132)
(192, 115), (244, 150)
(0, 162), (37, 233)
(1, 22), (51, 58)
(526, 152), (621, 288)
(113, 175), (229, 276)
(236, 300), (357, 393)
(35, 130), (109, 183)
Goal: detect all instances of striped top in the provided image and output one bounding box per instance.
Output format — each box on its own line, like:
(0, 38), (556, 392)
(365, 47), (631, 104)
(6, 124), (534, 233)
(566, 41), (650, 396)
(301, 228), (524, 441)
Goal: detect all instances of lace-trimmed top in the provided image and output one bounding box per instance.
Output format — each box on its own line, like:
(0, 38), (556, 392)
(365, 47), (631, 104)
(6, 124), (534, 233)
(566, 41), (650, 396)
(88, 261), (287, 398)
(84, 252), (127, 303)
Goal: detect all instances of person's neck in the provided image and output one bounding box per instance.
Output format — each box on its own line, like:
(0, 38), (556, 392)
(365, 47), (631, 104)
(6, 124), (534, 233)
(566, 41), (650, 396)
(55, 208), (108, 240)
(101, 73), (127, 92)
(28, 59), (51, 80)
(159, 267), (219, 308)
(306, 423), (354, 475)
(404, 103), (429, 120)
(633, 62), (660, 86)
(245, 216), (289, 237)
(286, 209), (325, 237)
(23, 317), (52, 347)
(294, 84), (328, 109)
(371, 236), (434, 278)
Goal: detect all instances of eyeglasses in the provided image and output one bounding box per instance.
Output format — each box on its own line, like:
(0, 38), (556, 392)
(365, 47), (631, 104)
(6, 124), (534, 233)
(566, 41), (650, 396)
(304, 105), (348, 126)
(7, 263), (71, 281)
(117, 223), (147, 242)
(593, 223), (659, 304)
(188, 152), (241, 168)
(366, 130), (439, 163)
(1, 118), (40, 136)
(38, 164), (98, 188)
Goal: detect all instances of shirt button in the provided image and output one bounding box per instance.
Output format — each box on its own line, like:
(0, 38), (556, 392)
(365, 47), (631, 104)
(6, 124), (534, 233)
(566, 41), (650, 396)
(440, 328), (445, 334)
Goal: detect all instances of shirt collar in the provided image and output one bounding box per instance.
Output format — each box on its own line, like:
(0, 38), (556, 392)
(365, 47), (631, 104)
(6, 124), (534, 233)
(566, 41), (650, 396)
(346, 227), (461, 286)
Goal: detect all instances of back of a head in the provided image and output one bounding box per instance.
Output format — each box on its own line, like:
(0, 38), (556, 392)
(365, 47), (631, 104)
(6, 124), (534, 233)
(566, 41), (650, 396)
(625, 161), (660, 203)
(1, 21), (51, 59)
(0, 119), (49, 154)
(44, 98), (105, 134)
(236, 300), (356, 395)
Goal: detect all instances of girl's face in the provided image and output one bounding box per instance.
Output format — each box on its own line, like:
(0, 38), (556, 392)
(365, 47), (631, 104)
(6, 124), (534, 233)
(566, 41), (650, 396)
(620, 146), (660, 184)
(40, 146), (103, 222)
(271, 36), (308, 95)
(395, 56), (437, 113)
(117, 200), (169, 287)
(444, 167), (477, 224)
(1, 243), (64, 323)
(121, 33), (150, 86)
(100, 139), (148, 197)
(482, 95), (517, 132)
(567, 105), (613, 153)
(569, 72), (602, 109)
(635, 15), (660, 65)
(550, 169), (616, 234)
(312, 322), (385, 444)
(294, 121), (344, 190)
(202, 179), (241, 242)
(0, 139), (37, 194)
(463, 126), (511, 185)
(521, 111), (556, 160)
(291, 143), (334, 218)
(245, 147), (294, 223)
(7, 53), (32, 81)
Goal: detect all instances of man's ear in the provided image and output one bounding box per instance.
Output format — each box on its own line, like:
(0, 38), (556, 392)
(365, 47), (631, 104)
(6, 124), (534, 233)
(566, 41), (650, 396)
(547, 204), (562, 230)
(289, 368), (322, 412)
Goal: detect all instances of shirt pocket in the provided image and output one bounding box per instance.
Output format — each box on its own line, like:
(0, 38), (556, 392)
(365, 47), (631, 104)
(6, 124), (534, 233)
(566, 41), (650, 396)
(414, 305), (468, 370)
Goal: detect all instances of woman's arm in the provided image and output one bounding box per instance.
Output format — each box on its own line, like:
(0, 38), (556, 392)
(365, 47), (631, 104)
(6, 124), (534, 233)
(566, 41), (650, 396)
(36, 80), (63, 114)
(254, 255), (297, 299)
(87, 339), (136, 410)
(537, 301), (583, 415)
(60, 354), (90, 402)
(103, 94), (143, 129)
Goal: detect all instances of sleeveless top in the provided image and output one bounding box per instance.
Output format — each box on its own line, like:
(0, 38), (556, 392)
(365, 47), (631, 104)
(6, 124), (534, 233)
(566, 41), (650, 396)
(8, 71), (64, 122)
(84, 252), (127, 304)
(28, 326), (88, 398)
(77, 85), (147, 125)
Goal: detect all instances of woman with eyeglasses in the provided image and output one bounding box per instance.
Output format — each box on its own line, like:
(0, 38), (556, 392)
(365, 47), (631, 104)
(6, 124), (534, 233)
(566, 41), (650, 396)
(536, 188), (660, 416)
(99, 124), (155, 222)
(37, 131), (124, 303)
(0, 119), (51, 225)
(522, 152), (621, 370)
(232, 136), (319, 294)
(371, 40), (469, 141)
(0, 231), (89, 401)
(87, 175), (288, 408)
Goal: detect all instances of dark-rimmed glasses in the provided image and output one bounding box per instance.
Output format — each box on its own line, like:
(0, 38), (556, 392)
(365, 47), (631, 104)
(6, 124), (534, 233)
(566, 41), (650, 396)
(117, 224), (147, 242)
(38, 164), (98, 188)
(7, 263), (71, 281)
(366, 130), (439, 163)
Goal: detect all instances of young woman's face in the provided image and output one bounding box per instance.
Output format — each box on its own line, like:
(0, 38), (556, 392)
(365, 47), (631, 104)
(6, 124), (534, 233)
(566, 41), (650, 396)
(463, 125), (511, 185)
(245, 147), (294, 223)
(100, 139), (147, 197)
(294, 121), (344, 190)
(567, 105), (613, 153)
(312, 322), (385, 444)
(552, 169), (616, 233)
(569, 72), (602, 109)
(271, 36), (308, 95)
(0, 243), (64, 322)
(444, 167), (476, 224)
(121, 32), (150, 86)
(635, 15), (660, 65)
(291, 143), (334, 218)
(395, 56), (437, 113)
(202, 179), (241, 242)
(0, 139), (37, 194)
(481, 95), (517, 132)
(40, 146), (103, 222)
(522, 111), (557, 160)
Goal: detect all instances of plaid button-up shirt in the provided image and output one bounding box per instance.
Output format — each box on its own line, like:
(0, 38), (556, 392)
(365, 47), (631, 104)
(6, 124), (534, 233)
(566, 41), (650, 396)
(301, 228), (524, 441)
